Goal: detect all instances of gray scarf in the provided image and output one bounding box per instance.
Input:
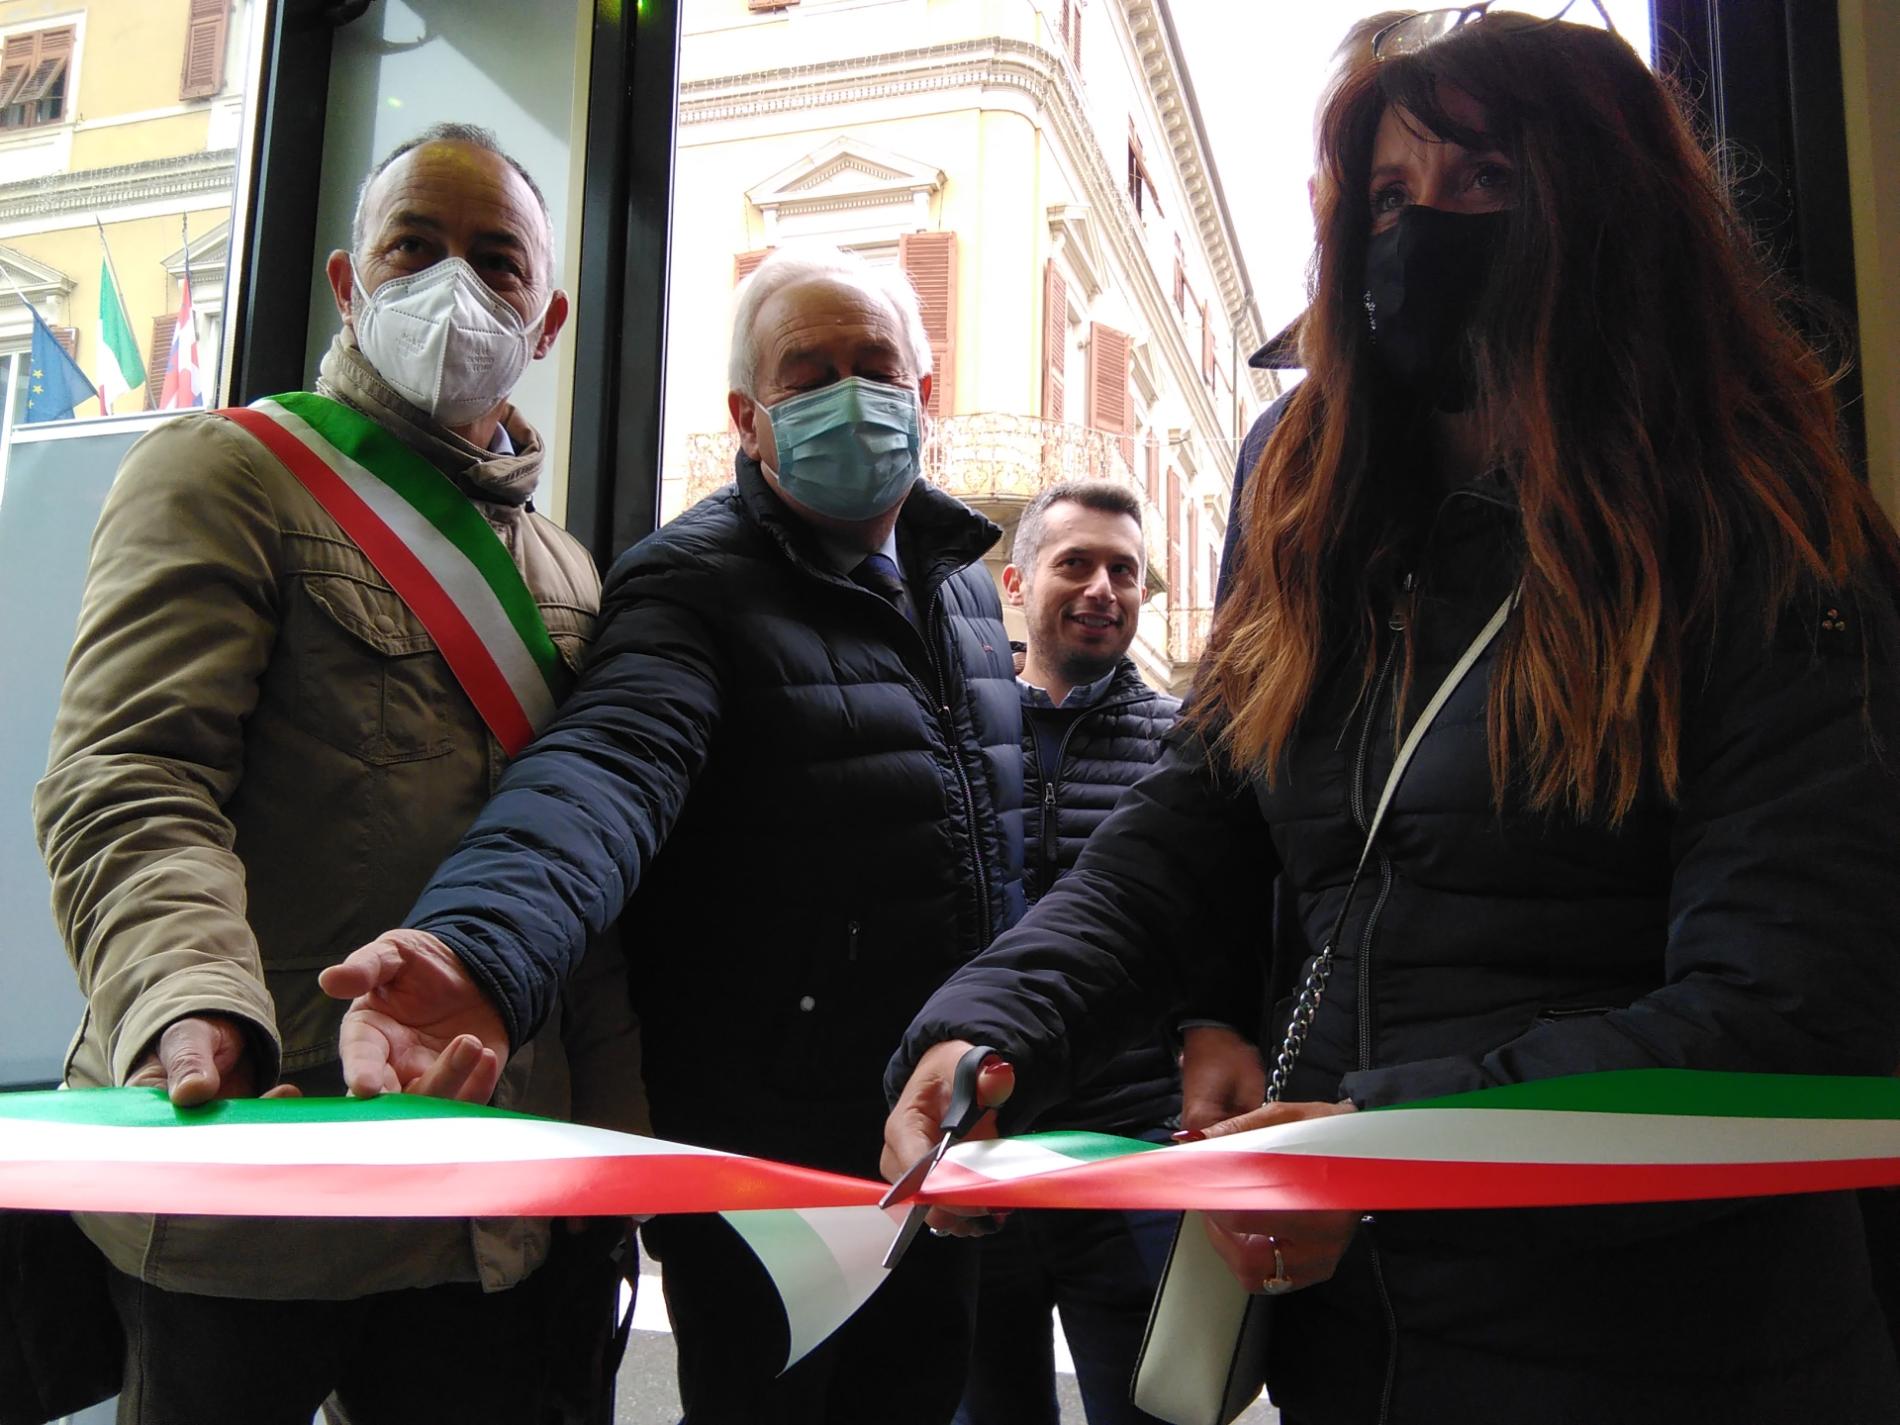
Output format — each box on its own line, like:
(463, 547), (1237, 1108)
(315, 331), (543, 510)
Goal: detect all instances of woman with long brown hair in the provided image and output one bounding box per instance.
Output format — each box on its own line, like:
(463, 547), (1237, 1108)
(887, 7), (1900, 1421)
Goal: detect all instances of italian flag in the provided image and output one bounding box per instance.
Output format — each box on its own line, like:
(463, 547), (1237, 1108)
(96, 257), (145, 412)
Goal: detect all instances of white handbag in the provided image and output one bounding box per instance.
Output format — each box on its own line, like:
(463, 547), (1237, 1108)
(1131, 1210), (1274, 1424)
(1130, 593), (1515, 1425)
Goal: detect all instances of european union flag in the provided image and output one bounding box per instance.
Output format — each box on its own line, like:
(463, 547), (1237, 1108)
(24, 303), (97, 423)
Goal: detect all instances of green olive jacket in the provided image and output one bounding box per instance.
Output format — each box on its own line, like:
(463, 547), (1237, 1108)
(32, 335), (632, 1299)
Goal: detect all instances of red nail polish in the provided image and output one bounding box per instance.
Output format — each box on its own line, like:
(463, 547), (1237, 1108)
(1171, 1129), (1206, 1143)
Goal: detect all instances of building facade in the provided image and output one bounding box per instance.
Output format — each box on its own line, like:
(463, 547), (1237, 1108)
(0, 0), (249, 430)
(665, 0), (1277, 690)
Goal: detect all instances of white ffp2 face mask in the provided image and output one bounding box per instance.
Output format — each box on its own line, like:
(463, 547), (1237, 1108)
(351, 258), (547, 427)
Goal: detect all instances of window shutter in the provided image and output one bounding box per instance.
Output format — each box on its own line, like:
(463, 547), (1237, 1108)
(181, 0), (227, 101)
(1201, 301), (1215, 385)
(1070, 0), (1083, 71)
(1087, 322), (1131, 467)
(733, 248), (772, 286)
(17, 28), (71, 107)
(900, 231), (958, 420)
(1041, 260), (1065, 424)
(0, 35), (35, 107)
(1188, 502), (1200, 606)
(146, 316), (177, 407)
(1144, 434), (1160, 507)
(1166, 468), (1183, 599)
(52, 325), (77, 359)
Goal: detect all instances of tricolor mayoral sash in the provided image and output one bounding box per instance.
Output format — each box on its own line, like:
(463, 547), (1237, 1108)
(219, 392), (565, 756)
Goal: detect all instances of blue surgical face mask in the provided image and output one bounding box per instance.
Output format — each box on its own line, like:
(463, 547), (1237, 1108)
(761, 376), (921, 520)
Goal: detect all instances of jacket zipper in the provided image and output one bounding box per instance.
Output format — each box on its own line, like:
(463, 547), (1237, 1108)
(921, 587), (993, 950)
(1349, 581), (1411, 1425)
(846, 574), (995, 950)
(1035, 694), (1146, 900)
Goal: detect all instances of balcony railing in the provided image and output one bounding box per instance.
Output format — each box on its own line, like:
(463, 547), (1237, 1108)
(1167, 605), (1212, 665)
(681, 413), (1170, 586)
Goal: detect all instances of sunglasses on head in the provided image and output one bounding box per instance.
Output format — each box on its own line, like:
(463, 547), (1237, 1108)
(1371, 0), (1617, 61)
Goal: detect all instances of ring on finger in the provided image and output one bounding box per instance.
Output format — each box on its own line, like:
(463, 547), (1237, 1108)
(1261, 1237), (1295, 1296)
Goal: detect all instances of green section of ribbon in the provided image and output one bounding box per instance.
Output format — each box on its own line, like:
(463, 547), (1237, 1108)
(1395, 1069), (1900, 1120)
(1010, 1131), (1163, 1162)
(0, 1087), (526, 1129)
(270, 391), (564, 698)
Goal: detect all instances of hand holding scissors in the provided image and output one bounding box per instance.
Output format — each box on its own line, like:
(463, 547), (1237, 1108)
(878, 1041), (1015, 1268)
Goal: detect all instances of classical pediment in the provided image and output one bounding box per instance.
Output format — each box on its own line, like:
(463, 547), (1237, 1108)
(747, 136), (944, 218)
(0, 244), (72, 301)
(162, 218), (230, 277)
(1046, 203), (1105, 301)
(0, 245), (76, 349)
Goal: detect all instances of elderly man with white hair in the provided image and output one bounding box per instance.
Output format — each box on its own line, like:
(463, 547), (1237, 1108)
(325, 245), (1025, 1422)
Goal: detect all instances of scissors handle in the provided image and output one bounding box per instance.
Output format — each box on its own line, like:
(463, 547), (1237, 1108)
(942, 1043), (1002, 1140)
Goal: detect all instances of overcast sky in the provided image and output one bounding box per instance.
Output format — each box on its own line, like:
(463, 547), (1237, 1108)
(1169, 1), (1656, 346)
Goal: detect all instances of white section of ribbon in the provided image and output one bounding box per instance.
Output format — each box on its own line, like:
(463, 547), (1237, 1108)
(723, 1205), (907, 1371)
(249, 398), (558, 731)
(1169, 1107), (1900, 1167)
(933, 1111), (1900, 1188)
(0, 1114), (729, 1167)
(944, 1138), (1119, 1182)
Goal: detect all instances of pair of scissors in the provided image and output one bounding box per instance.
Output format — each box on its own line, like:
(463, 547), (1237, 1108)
(879, 1044), (1004, 1270)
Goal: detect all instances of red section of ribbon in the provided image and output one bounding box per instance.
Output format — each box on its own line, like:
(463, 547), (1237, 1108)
(1, 1155), (884, 1218)
(920, 1152), (1900, 1213)
(219, 406), (535, 756)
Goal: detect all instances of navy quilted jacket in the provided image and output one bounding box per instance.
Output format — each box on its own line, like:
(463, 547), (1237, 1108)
(412, 457), (1024, 1177)
(1021, 657), (1183, 1134)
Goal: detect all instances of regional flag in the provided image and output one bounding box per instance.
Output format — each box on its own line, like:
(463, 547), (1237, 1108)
(96, 255), (145, 411)
(158, 276), (204, 410)
(23, 304), (96, 423)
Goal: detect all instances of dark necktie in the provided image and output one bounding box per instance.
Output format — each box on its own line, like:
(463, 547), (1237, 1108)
(852, 551), (920, 629)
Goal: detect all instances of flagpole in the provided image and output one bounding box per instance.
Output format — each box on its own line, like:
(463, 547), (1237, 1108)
(2, 265), (40, 314)
(179, 212), (194, 343)
(94, 217), (131, 313)
(95, 216), (138, 413)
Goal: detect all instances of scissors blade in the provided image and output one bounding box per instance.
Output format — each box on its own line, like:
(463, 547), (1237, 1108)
(879, 1044), (1004, 1270)
(877, 1132), (948, 1210)
(881, 1202), (931, 1270)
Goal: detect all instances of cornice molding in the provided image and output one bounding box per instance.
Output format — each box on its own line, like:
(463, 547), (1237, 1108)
(680, 37), (1244, 446)
(1119, 0), (1272, 403)
(0, 149), (237, 225)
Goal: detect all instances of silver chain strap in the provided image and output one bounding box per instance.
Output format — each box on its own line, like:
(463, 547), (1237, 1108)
(1266, 942), (1335, 1104)
(1257, 589), (1518, 1106)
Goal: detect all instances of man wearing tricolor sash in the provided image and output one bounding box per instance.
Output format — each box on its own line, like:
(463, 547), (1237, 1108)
(35, 125), (639, 1423)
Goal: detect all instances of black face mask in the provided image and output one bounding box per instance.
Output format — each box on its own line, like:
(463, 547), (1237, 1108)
(1363, 205), (1508, 413)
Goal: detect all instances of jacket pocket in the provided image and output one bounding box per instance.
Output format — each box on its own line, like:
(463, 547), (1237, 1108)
(772, 912), (902, 1098)
(284, 574), (457, 765)
(1534, 1004), (1619, 1024)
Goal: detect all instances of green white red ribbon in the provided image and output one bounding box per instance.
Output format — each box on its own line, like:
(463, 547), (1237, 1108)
(219, 393), (564, 755)
(10, 1071), (1900, 1366)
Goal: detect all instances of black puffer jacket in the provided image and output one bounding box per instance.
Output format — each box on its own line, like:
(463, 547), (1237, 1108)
(1022, 657), (1182, 904)
(414, 457), (1024, 1178)
(895, 421), (1900, 1420)
(1021, 657), (1182, 1134)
